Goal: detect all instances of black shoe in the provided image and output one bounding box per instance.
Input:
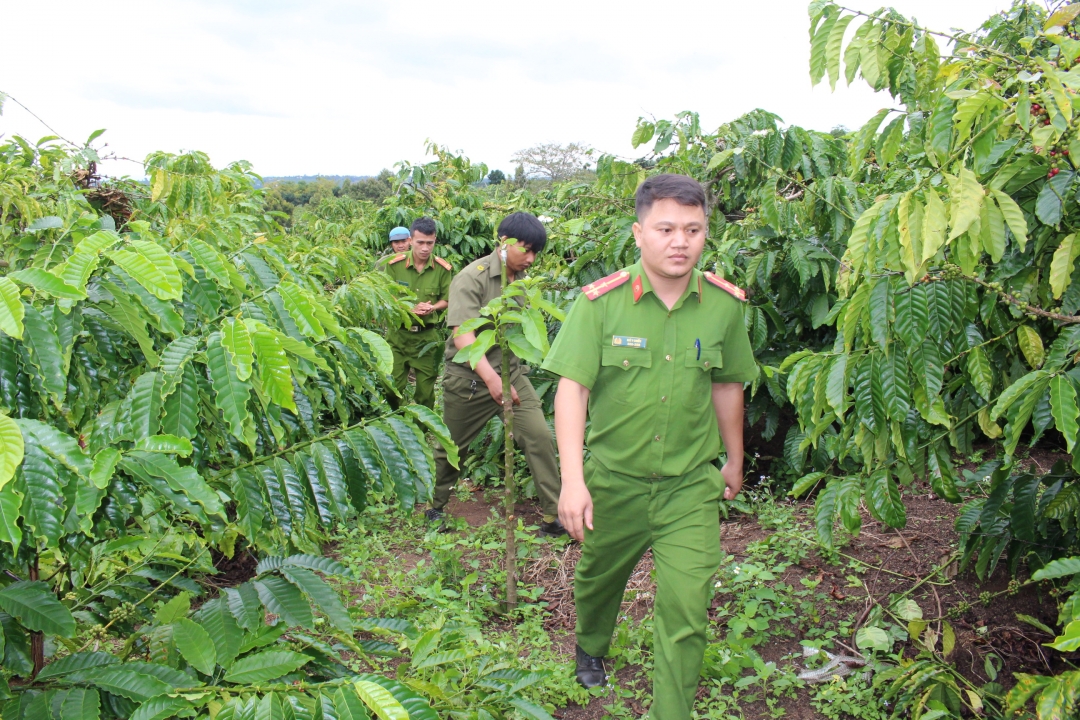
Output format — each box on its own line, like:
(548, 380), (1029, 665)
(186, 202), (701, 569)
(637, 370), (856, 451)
(539, 518), (568, 537)
(425, 508), (444, 523)
(575, 644), (606, 688)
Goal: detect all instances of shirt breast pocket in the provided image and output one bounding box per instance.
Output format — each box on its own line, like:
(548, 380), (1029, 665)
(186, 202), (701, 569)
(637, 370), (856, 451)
(684, 347), (723, 372)
(601, 347), (652, 405)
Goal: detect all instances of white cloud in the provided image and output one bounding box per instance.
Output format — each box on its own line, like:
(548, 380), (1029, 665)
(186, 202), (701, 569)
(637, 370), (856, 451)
(0, 0), (1009, 178)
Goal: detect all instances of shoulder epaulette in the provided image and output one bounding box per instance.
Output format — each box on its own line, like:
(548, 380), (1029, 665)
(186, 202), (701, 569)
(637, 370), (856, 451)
(704, 272), (747, 301)
(387, 253), (407, 265)
(434, 256), (453, 272)
(582, 270), (631, 301)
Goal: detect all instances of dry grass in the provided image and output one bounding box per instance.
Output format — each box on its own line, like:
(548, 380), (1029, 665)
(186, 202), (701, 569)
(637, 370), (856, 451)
(522, 542), (657, 631)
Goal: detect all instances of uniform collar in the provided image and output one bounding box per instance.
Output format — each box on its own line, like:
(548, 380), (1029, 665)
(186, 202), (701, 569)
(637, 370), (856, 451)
(630, 264), (703, 306)
(485, 248), (526, 281)
(405, 251), (431, 273)
(485, 250), (503, 279)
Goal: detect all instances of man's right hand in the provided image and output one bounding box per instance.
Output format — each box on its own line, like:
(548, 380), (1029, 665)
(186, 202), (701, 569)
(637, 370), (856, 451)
(558, 481), (593, 542)
(485, 376), (520, 406)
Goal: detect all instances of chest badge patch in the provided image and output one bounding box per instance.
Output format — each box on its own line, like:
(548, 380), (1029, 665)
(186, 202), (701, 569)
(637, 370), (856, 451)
(611, 336), (647, 349)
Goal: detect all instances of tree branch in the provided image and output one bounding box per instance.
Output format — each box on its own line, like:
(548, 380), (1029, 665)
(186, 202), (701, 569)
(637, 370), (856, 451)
(949, 265), (1080, 324)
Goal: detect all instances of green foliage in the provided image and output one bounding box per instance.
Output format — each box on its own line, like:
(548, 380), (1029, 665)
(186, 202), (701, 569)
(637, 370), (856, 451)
(9, 0), (1080, 713)
(690, 1), (1080, 555)
(0, 133), (459, 705)
(953, 460), (1080, 581)
(453, 272), (564, 610)
(0, 561), (437, 720)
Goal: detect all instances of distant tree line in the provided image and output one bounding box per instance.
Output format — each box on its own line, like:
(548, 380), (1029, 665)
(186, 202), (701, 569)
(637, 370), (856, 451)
(264, 170), (395, 221)
(263, 143), (595, 223)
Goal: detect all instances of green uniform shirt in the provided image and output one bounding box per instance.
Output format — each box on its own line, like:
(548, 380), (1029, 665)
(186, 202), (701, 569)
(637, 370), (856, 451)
(542, 263), (757, 478)
(443, 250), (523, 380)
(382, 251), (453, 332)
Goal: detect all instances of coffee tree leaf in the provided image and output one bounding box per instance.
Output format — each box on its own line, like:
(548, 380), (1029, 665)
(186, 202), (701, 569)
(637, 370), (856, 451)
(0, 412), (23, 491)
(9, 268), (85, 300)
(109, 241), (182, 301)
(1033, 556), (1080, 580)
(36, 651), (119, 681)
(0, 580), (75, 637)
(223, 650), (311, 684)
(221, 317), (254, 381)
(129, 696), (193, 720)
(1051, 233), (1080, 298)
(353, 680), (408, 720)
(866, 468), (906, 528)
(278, 565), (352, 633)
(277, 281), (326, 341)
(206, 332), (256, 452)
(0, 278), (25, 339)
(172, 617), (217, 675)
(1017, 325), (1046, 369)
(947, 168), (984, 241)
(252, 327), (296, 411)
(253, 576), (313, 629)
(990, 189), (1028, 250)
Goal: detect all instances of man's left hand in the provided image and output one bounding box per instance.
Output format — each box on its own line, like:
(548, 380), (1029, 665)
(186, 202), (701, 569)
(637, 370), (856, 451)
(720, 462), (743, 500)
(414, 302), (433, 316)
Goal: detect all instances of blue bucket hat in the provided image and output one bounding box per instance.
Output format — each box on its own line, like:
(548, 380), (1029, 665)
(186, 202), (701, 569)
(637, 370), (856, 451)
(388, 226), (410, 242)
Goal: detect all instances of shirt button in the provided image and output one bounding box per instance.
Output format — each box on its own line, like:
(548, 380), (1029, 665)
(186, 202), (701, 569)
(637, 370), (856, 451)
(654, 435), (661, 441)
(704, 361), (710, 368)
(661, 396), (667, 402)
(622, 359), (629, 367)
(652, 473), (658, 478)
(665, 354), (672, 361)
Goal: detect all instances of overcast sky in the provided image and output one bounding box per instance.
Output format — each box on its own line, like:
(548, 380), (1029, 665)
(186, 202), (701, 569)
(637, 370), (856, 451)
(1, 0), (1009, 179)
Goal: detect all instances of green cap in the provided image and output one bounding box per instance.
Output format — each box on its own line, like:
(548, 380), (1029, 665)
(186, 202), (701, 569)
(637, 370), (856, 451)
(388, 226), (410, 242)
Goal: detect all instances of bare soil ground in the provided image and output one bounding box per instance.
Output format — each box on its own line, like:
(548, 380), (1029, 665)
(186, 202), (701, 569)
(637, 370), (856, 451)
(431, 478), (1067, 719)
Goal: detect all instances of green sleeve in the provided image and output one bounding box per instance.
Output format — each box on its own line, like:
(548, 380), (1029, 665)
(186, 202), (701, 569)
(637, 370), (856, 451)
(439, 267), (451, 303)
(541, 294), (603, 389)
(446, 271), (482, 328)
(711, 300), (758, 384)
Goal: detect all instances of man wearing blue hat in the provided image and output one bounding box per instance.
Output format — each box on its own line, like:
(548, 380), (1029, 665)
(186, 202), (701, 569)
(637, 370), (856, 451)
(388, 226), (412, 255)
(376, 227), (412, 271)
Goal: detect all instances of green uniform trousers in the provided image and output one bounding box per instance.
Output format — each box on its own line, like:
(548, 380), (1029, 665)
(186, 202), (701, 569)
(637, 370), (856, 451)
(432, 373), (561, 517)
(576, 460), (723, 720)
(388, 329), (442, 409)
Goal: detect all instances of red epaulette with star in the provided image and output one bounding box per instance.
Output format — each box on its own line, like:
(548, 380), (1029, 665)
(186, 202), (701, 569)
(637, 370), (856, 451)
(434, 256), (453, 272)
(387, 253), (407, 265)
(704, 272), (747, 301)
(582, 270), (631, 300)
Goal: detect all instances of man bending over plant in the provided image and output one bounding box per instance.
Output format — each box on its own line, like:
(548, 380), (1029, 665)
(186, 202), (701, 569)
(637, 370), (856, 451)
(428, 212), (565, 537)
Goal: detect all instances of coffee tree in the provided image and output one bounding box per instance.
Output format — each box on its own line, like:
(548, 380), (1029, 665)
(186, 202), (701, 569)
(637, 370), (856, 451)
(454, 272), (564, 611)
(0, 135), (456, 715)
(779, 0), (1080, 575)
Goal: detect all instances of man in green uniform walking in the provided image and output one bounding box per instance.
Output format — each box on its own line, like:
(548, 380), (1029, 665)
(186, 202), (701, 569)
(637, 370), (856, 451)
(381, 217), (453, 409)
(428, 212), (565, 537)
(541, 174), (757, 719)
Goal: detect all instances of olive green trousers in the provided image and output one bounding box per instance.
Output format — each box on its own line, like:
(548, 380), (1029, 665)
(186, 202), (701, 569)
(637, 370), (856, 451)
(388, 329), (442, 410)
(575, 460), (723, 720)
(431, 373), (560, 518)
